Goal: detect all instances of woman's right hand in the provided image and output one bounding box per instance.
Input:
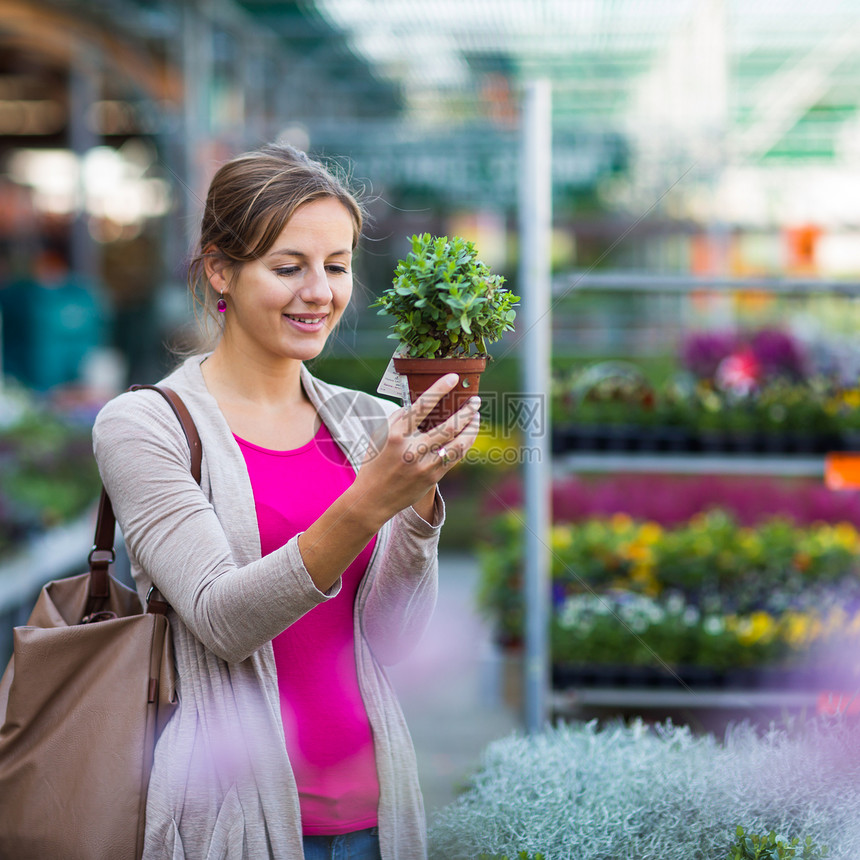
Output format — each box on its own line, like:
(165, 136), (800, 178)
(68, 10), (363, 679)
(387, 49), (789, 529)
(297, 373), (478, 592)
(350, 373), (481, 527)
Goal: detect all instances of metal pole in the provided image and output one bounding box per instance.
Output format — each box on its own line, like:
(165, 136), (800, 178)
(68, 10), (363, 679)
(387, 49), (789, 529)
(68, 50), (99, 283)
(182, 0), (213, 240)
(518, 79), (552, 733)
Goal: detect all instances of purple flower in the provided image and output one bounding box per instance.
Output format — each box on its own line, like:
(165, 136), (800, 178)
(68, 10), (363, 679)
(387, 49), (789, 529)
(680, 328), (807, 383)
(750, 328), (807, 381)
(680, 331), (739, 379)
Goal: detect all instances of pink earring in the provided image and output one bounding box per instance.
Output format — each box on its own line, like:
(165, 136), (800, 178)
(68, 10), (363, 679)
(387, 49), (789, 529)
(217, 291), (227, 313)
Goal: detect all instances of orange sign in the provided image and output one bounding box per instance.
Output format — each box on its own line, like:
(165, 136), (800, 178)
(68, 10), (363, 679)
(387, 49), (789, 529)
(785, 225), (820, 274)
(825, 453), (860, 490)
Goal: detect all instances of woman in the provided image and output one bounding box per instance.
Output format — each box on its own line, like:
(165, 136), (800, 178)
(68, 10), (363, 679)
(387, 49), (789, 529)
(93, 143), (479, 860)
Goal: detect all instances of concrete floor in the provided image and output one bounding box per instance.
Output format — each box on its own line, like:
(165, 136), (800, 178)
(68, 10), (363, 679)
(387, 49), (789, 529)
(389, 552), (522, 816)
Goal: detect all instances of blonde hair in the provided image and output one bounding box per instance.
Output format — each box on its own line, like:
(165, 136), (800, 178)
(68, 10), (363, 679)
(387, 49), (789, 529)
(187, 143), (364, 341)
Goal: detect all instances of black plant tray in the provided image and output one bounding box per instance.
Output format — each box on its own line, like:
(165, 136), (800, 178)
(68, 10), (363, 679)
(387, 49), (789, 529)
(551, 661), (846, 691)
(551, 425), (847, 457)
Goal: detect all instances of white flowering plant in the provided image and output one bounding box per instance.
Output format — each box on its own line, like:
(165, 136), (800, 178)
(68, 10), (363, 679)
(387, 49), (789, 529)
(429, 719), (856, 860)
(550, 591), (751, 669)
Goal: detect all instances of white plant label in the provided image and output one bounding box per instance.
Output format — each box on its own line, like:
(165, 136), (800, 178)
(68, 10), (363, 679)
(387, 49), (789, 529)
(377, 353), (412, 405)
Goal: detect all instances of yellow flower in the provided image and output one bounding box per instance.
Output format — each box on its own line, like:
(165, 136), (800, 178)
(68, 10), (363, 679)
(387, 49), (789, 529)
(841, 389), (860, 410)
(738, 529), (763, 556)
(735, 611), (778, 647)
(833, 522), (860, 551)
(630, 562), (660, 595)
(623, 540), (652, 563)
(781, 611), (814, 649)
(611, 513), (634, 533)
(638, 521), (663, 545)
(550, 525), (572, 551)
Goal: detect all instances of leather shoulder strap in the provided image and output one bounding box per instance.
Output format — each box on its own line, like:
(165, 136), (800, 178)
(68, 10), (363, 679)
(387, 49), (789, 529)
(128, 384), (202, 483)
(89, 385), (203, 607)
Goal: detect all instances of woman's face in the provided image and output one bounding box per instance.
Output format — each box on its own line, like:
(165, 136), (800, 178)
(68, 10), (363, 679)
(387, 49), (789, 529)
(216, 196), (355, 365)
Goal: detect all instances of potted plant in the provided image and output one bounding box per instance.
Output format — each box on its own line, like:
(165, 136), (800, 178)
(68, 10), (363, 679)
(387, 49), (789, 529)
(372, 233), (519, 428)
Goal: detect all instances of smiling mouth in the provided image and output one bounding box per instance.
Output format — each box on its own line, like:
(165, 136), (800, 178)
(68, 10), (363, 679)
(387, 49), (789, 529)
(284, 314), (328, 325)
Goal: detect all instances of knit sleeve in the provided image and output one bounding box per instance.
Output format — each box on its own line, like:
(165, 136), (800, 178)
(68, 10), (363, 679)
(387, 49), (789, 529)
(93, 391), (340, 663)
(359, 494), (444, 665)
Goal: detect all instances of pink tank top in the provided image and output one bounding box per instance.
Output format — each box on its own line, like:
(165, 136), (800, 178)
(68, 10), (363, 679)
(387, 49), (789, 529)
(235, 423), (379, 835)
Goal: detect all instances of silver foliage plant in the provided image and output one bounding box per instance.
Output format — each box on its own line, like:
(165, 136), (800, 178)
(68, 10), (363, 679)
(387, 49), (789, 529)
(428, 717), (860, 860)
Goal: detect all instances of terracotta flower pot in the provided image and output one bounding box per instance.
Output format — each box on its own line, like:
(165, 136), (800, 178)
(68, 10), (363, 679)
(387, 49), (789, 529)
(393, 356), (487, 431)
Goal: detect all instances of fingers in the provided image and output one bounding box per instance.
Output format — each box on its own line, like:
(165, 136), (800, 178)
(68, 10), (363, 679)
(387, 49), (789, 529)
(424, 399), (481, 471)
(398, 399), (479, 468)
(425, 394), (481, 446)
(404, 373), (460, 431)
(380, 384), (482, 472)
(355, 390), (481, 519)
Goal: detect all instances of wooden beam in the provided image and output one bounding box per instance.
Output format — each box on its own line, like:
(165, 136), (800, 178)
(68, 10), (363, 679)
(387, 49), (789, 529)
(0, 0), (182, 103)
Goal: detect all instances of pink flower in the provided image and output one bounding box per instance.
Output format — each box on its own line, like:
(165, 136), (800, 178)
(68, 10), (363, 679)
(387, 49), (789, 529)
(716, 349), (761, 396)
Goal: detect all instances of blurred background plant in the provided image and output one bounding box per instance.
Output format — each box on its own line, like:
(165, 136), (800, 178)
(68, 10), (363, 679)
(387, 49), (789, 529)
(478, 508), (860, 679)
(551, 328), (860, 450)
(0, 384), (100, 560)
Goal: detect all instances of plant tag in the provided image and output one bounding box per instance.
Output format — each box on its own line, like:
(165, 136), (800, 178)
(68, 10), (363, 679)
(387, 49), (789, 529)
(377, 354), (411, 405)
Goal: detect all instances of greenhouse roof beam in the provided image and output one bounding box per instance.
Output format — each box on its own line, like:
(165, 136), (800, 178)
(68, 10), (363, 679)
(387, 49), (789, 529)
(732, 18), (860, 163)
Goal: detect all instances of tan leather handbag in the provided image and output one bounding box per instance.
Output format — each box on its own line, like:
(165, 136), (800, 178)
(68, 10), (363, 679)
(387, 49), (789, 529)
(0, 385), (201, 860)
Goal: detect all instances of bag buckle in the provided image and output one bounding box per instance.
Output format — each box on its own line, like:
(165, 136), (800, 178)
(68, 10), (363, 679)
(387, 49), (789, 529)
(146, 586), (170, 616)
(88, 546), (116, 565)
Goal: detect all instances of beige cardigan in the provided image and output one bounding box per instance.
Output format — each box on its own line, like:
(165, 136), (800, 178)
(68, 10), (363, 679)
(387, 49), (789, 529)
(93, 355), (442, 860)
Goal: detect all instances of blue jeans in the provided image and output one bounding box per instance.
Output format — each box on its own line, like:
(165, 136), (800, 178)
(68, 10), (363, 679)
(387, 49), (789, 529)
(302, 826), (381, 860)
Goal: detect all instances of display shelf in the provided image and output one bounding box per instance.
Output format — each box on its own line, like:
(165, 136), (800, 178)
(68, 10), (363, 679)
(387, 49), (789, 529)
(553, 453), (824, 476)
(548, 686), (832, 731)
(549, 687), (822, 712)
(548, 684), (840, 732)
